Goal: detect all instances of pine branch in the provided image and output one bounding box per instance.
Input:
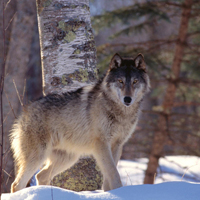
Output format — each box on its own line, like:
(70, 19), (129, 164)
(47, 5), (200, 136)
(92, 2), (170, 33)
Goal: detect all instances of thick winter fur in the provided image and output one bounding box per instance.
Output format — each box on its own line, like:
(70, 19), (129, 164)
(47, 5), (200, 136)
(10, 53), (150, 192)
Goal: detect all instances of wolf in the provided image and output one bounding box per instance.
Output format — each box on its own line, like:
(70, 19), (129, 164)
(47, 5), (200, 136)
(10, 53), (150, 193)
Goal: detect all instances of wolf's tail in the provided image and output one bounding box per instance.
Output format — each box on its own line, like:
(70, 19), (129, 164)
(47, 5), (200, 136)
(10, 120), (23, 175)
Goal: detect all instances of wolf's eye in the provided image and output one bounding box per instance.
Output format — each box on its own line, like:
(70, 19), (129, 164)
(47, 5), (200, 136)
(118, 79), (124, 84)
(133, 79), (138, 84)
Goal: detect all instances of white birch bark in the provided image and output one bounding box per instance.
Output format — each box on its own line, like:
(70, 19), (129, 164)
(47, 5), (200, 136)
(36, 0), (97, 95)
(36, 0), (102, 191)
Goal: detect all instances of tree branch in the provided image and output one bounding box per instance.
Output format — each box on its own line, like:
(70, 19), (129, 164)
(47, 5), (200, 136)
(0, 0), (6, 196)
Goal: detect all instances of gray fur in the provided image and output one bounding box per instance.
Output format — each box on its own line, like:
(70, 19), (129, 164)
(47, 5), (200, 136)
(10, 53), (150, 192)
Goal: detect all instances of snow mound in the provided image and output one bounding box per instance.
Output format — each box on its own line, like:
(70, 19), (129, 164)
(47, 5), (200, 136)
(3, 156), (200, 200)
(2, 182), (200, 200)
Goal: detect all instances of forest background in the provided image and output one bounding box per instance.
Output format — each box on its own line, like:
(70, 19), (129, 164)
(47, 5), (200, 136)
(0, 0), (200, 194)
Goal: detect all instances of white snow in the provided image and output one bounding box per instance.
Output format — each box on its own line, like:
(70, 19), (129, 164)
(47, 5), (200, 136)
(2, 156), (200, 200)
(118, 156), (200, 185)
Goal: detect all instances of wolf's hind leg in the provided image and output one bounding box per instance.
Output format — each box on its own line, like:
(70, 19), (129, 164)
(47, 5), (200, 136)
(36, 150), (79, 185)
(11, 155), (45, 193)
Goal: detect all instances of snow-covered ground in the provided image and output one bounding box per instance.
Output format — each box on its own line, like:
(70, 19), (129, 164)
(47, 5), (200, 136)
(2, 156), (200, 200)
(118, 156), (200, 185)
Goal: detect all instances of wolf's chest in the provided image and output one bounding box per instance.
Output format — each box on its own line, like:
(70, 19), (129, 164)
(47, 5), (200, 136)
(110, 116), (138, 142)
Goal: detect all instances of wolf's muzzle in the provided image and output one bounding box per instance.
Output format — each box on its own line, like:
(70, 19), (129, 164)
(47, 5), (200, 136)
(124, 96), (132, 106)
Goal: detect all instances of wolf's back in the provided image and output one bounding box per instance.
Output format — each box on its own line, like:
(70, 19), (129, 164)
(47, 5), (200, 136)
(9, 89), (87, 171)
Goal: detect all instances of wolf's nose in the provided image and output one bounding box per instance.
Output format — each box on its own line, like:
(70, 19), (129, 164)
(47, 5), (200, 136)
(124, 96), (132, 105)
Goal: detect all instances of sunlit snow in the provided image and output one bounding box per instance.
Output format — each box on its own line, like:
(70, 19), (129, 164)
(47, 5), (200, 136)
(2, 156), (200, 200)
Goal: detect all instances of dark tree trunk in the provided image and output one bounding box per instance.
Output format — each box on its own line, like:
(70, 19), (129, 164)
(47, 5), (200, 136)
(2, 0), (37, 192)
(144, 0), (193, 184)
(0, 0), (16, 76)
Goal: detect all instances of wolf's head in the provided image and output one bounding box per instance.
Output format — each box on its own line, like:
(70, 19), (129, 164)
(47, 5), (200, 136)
(103, 53), (150, 107)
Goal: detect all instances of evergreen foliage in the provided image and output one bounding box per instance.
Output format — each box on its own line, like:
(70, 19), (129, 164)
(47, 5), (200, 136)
(91, 0), (200, 158)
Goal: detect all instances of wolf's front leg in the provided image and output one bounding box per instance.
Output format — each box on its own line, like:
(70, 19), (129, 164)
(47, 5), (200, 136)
(103, 142), (123, 190)
(93, 139), (122, 191)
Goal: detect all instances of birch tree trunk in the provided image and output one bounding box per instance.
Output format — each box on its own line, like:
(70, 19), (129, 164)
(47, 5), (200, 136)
(36, 0), (102, 191)
(2, 0), (36, 192)
(36, 0), (97, 95)
(144, 0), (193, 184)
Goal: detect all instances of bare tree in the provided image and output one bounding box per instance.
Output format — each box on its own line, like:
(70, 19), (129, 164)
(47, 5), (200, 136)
(0, 0), (16, 76)
(1, 0), (37, 192)
(144, 0), (193, 184)
(36, 0), (102, 191)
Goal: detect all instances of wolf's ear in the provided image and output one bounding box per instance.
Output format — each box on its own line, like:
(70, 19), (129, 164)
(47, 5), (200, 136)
(134, 53), (146, 71)
(109, 53), (122, 69)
